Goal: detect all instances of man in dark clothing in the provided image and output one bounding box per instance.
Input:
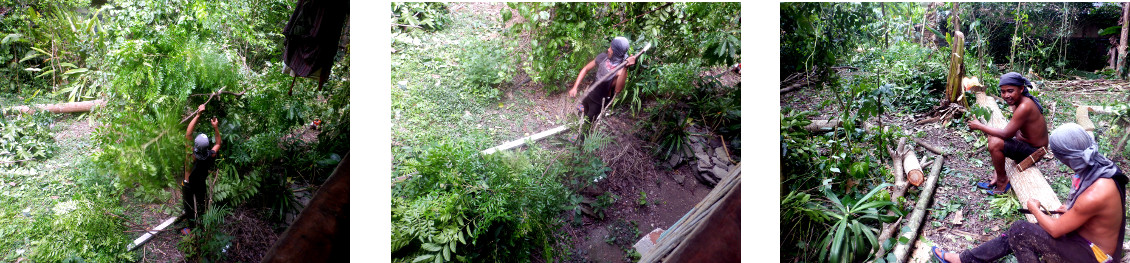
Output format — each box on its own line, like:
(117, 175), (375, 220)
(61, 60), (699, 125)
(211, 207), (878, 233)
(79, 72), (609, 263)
(567, 37), (638, 139)
(181, 103), (222, 234)
(933, 123), (1126, 263)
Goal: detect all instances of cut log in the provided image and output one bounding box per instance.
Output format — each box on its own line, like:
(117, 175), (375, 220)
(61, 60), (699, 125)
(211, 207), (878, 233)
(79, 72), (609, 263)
(893, 155), (944, 263)
(7, 99), (105, 114)
(905, 150), (924, 187)
(975, 91), (1062, 222)
(802, 119), (840, 132)
(1076, 106), (1097, 133)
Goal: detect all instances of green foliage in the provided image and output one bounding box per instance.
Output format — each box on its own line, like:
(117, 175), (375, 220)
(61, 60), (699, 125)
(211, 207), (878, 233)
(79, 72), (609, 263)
(817, 183), (897, 263)
(636, 191), (647, 206)
(212, 164), (262, 206)
(178, 205), (234, 263)
(392, 2), (452, 33)
(987, 193), (1022, 220)
(0, 111), (55, 166)
(392, 141), (570, 262)
(460, 38), (514, 101)
(510, 3), (739, 89)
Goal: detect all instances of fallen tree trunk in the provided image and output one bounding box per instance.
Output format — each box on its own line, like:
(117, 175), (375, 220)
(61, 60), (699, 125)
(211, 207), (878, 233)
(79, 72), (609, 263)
(892, 155), (944, 263)
(6, 99), (105, 114)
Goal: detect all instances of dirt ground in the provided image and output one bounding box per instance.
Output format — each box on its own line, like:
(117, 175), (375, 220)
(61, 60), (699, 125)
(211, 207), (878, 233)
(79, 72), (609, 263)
(782, 74), (1130, 262)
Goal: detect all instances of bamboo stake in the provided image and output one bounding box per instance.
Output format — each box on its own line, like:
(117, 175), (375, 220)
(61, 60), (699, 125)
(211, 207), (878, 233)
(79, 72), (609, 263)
(892, 155), (944, 263)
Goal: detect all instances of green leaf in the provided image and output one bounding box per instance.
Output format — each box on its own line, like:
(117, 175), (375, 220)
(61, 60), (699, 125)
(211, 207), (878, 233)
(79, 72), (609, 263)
(2, 33), (22, 45)
(59, 62), (78, 68)
(421, 242), (442, 252)
(412, 254), (434, 263)
(63, 68), (88, 75)
(19, 51), (40, 63)
(34, 69), (54, 78)
(443, 244), (450, 261)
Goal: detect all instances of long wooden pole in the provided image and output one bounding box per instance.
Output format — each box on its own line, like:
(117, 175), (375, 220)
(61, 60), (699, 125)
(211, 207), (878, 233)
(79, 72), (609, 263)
(892, 155), (944, 263)
(6, 99), (105, 114)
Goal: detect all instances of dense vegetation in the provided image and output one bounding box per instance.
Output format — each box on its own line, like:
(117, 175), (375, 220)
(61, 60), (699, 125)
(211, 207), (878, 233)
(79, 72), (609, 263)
(392, 2), (739, 262)
(781, 3), (1130, 263)
(1, 0), (348, 261)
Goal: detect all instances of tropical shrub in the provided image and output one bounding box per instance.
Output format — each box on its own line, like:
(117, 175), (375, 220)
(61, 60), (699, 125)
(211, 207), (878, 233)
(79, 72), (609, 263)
(392, 140), (570, 262)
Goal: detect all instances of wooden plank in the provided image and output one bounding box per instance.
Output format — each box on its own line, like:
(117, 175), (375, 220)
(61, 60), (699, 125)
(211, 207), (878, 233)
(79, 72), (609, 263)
(262, 153), (350, 262)
(126, 216), (178, 251)
(480, 125), (571, 155)
(641, 163), (740, 262)
(975, 92), (1061, 222)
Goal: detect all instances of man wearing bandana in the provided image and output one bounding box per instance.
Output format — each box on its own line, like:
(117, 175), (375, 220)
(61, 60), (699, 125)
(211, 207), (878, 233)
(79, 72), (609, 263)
(933, 123), (1126, 263)
(567, 37), (638, 141)
(181, 103), (222, 234)
(967, 72), (1049, 195)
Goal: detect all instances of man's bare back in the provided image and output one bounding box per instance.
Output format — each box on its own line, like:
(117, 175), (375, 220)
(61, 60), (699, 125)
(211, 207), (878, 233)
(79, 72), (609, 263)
(1070, 178), (1122, 255)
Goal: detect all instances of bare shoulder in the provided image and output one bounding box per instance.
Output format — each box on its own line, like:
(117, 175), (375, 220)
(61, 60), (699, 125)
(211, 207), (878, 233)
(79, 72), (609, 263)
(1077, 179), (1120, 212)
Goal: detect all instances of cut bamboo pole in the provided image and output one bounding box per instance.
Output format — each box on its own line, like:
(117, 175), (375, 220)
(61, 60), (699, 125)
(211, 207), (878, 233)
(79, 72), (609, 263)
(975, 91), (1062, 223)
(893, 155), (944, 263)
(640, 164), (739, 262)
(6, 99), (105, 114)
(481, 125), (571, 155)
(126, 216), (177, 251)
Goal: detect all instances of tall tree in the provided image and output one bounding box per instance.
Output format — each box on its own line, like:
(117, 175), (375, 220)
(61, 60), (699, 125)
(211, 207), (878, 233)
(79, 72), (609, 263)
(1119, 2), (1129, 78)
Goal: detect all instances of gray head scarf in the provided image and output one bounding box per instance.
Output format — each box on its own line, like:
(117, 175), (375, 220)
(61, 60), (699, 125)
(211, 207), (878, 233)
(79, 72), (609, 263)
(1050, 123), (1125, 209)
(998, 72), (1045, 114)
(194, 133), (211, 160)
(608, 37), (629, 66)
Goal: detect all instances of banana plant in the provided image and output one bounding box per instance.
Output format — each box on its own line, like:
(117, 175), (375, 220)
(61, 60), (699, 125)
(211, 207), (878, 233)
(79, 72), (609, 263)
(818, 183), (898, 263)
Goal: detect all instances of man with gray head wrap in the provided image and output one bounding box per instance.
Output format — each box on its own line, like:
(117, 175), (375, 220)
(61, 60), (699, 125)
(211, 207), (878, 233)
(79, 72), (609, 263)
(180, 103), (223, 234)
(932, 123), (1126, 263)
(568, 37), (638, 142)
(968, 72), (1049, 195)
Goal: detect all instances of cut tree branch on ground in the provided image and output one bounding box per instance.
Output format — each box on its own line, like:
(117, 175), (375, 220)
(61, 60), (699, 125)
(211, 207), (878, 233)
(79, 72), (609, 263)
(892, 155), (944, 263)
(875, 136), (908, 259)
(912, 137), (947, 155)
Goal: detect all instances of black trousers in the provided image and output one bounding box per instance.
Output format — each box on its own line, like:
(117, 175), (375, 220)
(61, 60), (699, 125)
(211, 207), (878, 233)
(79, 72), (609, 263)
(959, 221), (1096, 263)
(181, 177), (208, 225)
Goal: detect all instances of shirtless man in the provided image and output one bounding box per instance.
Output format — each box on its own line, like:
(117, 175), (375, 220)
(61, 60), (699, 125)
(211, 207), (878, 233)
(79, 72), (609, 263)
(933, 123), (1127, 263)
(967, 72), (1048, 195)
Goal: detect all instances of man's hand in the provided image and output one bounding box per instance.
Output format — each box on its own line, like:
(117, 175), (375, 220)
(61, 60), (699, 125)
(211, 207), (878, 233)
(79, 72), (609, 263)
(626, 55), (637, 67)
(967, 119), (983, 131)
(1026, 198), (1042, 213)
(198, 104), (206, 112)
(568, 87), (578, 98)
(210, 118), (218, 127)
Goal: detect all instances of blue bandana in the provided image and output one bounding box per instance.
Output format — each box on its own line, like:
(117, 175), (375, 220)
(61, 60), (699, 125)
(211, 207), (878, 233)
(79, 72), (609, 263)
(999, 72), (1044, 114)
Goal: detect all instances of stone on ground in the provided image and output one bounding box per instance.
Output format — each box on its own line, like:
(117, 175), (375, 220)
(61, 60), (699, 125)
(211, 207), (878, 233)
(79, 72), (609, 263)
(633, 228), (665, 256)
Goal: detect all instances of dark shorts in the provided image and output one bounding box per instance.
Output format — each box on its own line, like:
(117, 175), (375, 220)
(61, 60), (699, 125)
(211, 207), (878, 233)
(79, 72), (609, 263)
(1003, 137), (1040, 163)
